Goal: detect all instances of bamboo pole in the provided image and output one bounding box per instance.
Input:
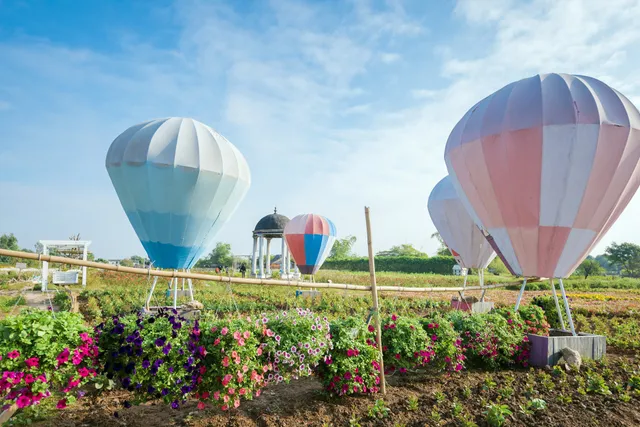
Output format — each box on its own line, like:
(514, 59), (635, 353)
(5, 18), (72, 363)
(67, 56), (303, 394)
(0, 248), (513, 294)
(364, 206), (386, 395)
(375, 283), (510, 292)
(0, 249), (366, 290)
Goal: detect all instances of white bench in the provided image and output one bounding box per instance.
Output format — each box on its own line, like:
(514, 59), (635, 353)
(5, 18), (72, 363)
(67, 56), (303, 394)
(52, 271), (80, 285)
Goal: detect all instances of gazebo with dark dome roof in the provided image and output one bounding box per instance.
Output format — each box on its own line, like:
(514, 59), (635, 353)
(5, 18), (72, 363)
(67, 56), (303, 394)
(251, 208), (298, 278)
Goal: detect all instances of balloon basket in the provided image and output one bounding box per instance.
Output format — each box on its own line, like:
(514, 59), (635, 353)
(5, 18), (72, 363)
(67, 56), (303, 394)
(527, 329), (606, 367)
(451, 297), (494, 314)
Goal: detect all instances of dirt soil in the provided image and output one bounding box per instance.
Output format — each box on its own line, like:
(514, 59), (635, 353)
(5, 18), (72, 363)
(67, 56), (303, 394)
(29, 353), (640, 427)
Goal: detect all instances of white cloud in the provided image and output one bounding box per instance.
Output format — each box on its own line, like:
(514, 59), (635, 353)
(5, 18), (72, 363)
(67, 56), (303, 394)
(380, 52), (401, 64)
(341, 103), (371, 115)
(0, 100), (11, 110)
(454, 0), (514, 24)
(411, 89), (438, 99)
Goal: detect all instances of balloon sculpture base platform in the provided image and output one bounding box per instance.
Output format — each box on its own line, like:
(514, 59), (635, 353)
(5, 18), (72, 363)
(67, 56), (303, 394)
(527, 329), (606, 367)
(450, 297), (494, 314)
(140, 306), (201, 321)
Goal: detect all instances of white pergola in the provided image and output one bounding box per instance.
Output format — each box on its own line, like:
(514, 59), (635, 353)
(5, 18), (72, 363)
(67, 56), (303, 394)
(36, 240), (91, 291)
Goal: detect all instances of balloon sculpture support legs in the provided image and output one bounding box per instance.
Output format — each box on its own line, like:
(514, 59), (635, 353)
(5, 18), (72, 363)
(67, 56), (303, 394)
(515, 278), (576, 336)
(144, 273), (195, 311)
(558, 279), (577, 336)
(514, 279), (527, 311)
(550, 279), (566, 330)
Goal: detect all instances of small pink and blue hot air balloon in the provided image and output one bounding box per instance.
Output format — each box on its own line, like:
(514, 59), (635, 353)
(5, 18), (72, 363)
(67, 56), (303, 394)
(284, 214), (337, 275)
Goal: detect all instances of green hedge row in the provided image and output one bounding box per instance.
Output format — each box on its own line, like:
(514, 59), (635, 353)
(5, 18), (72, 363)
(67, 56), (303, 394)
(323, 256), (457, 275)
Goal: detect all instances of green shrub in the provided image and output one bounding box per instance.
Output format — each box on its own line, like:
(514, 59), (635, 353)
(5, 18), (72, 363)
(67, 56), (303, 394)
(381, 314), (430, 373)
(261, 308), (332, 383)
(324, 256), (456, 275)
(95, 309), (198, 409)
(316, 317), (381, 396)
(197, 316), (269, 410)
(0, 309), (99, 411)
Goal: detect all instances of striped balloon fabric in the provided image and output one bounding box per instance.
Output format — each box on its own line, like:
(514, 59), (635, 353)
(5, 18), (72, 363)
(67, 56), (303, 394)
(428, 176), (496, 269)
(445, 73), (640, 278)
(284, 214), (337, 275)
(106, 117), (251, 270)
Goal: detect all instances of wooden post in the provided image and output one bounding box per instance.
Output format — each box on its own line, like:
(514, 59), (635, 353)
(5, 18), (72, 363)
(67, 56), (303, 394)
(0, 404), (18, 424)
(364, 206), (386, 395)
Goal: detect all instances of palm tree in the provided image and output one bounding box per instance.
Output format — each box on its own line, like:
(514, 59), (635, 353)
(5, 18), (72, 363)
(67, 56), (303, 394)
(430, 232), (445, 246)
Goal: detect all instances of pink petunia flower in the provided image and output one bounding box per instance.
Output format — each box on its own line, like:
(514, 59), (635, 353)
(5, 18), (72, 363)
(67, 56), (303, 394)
(25, 357), (39, 368)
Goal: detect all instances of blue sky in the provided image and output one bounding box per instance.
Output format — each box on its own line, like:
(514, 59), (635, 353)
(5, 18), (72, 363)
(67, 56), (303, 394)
(1, 0), (640, 260)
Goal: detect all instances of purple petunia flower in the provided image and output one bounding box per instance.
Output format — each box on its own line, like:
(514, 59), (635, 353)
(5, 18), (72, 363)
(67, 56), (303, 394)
(142, 359), (150, 369)
(162, 388), (169, 396)
(155, 337), (166, 347)
(171, 401), (179, 409)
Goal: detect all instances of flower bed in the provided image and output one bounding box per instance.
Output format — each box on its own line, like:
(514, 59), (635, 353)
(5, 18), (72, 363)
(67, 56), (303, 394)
(2, 304), (553, 420)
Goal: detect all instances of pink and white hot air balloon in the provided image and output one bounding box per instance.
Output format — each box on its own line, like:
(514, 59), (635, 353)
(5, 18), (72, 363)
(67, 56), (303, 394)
(428, 175), (496, 270)
(428, 175), (497, 310)
(444, 73), (640, 333)
(445, 73), (640, 279)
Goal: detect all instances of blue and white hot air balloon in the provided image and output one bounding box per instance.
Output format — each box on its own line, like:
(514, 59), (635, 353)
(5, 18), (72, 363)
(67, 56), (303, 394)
(106, 117), (251, 270)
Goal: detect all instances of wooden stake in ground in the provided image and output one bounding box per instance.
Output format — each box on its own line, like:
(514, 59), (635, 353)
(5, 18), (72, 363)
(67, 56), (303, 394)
(364, 206), (386, 395)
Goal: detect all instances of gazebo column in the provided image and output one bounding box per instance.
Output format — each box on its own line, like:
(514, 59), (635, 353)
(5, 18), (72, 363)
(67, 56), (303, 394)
(258, 236), (265, 279)
(284, 246), (291, 276)
(251, 236), (258, 277)
(292, 249), (299, 276)
(280, 239), (286, 276)
(266, 238), (272, 276)
(41, 245), (49, 292)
